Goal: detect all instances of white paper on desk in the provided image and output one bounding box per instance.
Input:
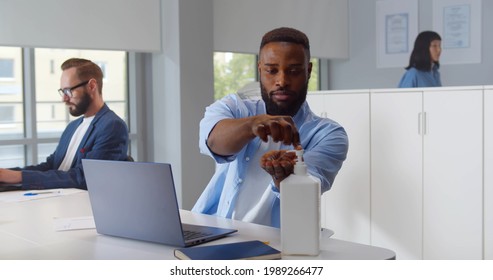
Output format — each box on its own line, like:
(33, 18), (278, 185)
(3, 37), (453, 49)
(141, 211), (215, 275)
(53, 216), (96, 231)
(0, 188), (85, 203)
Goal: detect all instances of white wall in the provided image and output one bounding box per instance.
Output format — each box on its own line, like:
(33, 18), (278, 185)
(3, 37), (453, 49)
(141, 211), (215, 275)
(214, 0), (348, 59)
(0, 0), (161, 52)
(328, 0), (493, 89)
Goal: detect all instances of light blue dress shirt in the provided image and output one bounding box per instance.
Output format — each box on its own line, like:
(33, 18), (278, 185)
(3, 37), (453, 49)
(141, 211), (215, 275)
(192, 94), (348, 227)
(398, 64), (442, 88)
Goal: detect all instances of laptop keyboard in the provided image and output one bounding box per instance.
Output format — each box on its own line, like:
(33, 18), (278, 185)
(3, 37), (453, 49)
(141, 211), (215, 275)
(0, 183), (22, 192)
(183, 230), (212, 241)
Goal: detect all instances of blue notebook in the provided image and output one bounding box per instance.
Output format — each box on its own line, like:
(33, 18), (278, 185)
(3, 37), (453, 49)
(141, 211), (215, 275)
(174, 240), (281, 260)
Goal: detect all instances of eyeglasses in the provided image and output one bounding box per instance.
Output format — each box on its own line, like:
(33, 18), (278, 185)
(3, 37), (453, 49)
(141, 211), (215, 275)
(58, 80), (89, 98)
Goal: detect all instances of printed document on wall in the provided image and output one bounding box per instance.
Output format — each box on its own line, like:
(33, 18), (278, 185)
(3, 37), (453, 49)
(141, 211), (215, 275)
(376, 0), (418, 68)
(433, 0), (482, 64)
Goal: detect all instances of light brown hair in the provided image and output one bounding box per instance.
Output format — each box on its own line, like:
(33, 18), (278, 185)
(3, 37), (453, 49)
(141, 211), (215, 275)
(61, 58), (103, 94)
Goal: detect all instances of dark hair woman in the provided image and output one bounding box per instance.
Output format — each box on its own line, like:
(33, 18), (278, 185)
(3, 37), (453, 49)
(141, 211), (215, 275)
(398, 31), (442, 88)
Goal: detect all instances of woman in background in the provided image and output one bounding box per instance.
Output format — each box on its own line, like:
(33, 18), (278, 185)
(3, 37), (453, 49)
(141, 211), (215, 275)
(398, 31), (442, 88)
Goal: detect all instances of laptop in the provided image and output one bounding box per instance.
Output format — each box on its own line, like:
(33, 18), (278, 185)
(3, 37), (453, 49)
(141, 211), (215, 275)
(0, 183), (22, 192)
(82, 159), (237, 247)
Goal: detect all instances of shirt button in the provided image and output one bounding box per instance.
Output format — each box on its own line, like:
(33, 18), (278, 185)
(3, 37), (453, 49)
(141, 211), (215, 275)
(238, 178), (243, 183)
(245, 157), (250, 162)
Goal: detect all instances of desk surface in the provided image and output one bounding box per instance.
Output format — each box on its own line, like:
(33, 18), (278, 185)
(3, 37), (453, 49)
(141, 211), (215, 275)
(0, 190), (395, 260)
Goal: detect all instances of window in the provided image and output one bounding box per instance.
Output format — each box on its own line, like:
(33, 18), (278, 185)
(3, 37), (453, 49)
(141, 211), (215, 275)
(308, 58), (319, 91)
(214, 52), (320, 101)
(0, 47), (23, 142)
(0, 58), (14, 78)
(0, 145), (24, 168)
(214, 52), (257, 100)
(0, 105), (15, 124)
(95, 61), (107, 79)
(50, 59), (55, 74)
(38, 143), (58, 164)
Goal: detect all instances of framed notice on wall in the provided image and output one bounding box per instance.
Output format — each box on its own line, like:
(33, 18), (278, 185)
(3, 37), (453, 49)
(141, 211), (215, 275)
(433, 0), (482, 64)
(376, 0), (418, 68)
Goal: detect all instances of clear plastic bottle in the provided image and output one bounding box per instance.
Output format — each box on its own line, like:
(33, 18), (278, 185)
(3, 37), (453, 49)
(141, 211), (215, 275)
(280, 149), (321, 256)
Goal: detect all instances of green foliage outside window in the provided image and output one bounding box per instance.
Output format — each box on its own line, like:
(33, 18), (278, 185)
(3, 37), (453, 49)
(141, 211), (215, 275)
(214, 53), (256, 100)
(308, 58), (319, 91)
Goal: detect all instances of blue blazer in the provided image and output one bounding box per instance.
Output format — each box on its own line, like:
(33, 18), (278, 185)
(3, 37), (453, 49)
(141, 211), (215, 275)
(19, 104), (129, 190)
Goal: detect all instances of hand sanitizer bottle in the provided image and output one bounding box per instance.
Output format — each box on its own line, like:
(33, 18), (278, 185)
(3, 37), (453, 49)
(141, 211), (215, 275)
(280, 149), (321, 256)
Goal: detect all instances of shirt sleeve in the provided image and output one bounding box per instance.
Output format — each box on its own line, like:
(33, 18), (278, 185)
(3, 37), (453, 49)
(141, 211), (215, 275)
(199, 94), (252, 163)
(398, 68), (418, 88)
(302, 121), (349, 194)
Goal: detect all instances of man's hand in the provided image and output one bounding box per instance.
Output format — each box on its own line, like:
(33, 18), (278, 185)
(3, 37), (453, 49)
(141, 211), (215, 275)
(252, 115), (302, 149)
(206, 114), (301, 157)
(0, 169), (22, 184)
(260, 150), (298, 189)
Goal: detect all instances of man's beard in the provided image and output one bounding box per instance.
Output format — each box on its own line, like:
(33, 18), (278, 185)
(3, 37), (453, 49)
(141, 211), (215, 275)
(69, 90), (92, 117)
(260, 82), (308, 116)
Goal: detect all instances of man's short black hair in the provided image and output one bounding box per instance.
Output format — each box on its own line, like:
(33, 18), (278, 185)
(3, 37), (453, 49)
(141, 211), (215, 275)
(259, 27), (310, 59)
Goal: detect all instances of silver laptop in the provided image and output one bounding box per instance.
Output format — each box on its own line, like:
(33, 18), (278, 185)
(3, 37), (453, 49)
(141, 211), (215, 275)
(82, 159), (237, 247)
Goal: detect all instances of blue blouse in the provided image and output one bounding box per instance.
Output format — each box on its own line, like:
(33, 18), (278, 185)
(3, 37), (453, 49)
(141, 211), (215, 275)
(398, 64), (442, 88)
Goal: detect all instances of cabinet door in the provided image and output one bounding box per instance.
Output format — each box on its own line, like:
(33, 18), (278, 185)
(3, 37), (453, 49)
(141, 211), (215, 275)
(371, 91), (423, 260)
(306, 93), (327, 118)
(318, 92), (371, 245)
(423, 89), (483, 259)
(485, 89), (493, 260)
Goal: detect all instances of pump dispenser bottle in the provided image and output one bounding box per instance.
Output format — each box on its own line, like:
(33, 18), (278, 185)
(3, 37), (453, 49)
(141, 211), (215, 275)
(280, 149), (321, 256)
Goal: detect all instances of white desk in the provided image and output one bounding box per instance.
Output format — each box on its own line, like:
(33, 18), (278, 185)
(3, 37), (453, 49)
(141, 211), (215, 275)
(0, 190), (395, 260)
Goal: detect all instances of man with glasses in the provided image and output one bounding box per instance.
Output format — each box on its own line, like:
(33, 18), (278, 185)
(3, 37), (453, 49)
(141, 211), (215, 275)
(0, 58), (129, 190)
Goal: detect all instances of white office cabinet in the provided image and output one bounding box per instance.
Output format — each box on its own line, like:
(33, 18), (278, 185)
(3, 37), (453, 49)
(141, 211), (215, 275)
(307, 91), (371, 245)
(485, 88), (493, 260)
(370, 90), (423, 260)
(306, 93), (326, 118)
(308, 86), (489, 259)
(370, 88), (483, 259)
(422, 89), (483, 259)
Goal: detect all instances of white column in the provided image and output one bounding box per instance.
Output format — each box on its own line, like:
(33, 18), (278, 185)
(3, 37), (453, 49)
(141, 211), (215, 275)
(151, 0), (215, 209)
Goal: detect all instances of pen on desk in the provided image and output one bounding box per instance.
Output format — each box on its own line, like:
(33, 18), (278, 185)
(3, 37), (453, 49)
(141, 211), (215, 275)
(23, 191), (61, 196)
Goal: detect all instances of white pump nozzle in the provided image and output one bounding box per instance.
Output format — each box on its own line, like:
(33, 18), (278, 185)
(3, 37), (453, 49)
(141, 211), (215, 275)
(293, 149), (307, 175)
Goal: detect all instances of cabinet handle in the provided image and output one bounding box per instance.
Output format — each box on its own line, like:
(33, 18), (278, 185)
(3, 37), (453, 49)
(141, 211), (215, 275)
(423, 112), (428, 135)
(418, 112), (427, 135)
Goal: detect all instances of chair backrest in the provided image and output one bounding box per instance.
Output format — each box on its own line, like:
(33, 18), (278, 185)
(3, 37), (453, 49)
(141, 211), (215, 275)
(237, 81), (261, 100)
